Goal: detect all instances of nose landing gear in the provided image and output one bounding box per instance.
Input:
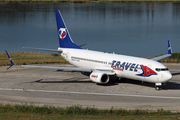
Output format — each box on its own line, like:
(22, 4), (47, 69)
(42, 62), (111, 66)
(155, 83), (162, 91)
(155, 86), (161, 91)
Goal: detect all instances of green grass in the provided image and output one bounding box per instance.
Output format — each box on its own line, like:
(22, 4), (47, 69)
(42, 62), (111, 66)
(0, 51), (68, 66)
(159, 53), (180, 63)
(0, 103), (179, 119)
(1, 51), (180, 67)
(1, 0), (180, 3)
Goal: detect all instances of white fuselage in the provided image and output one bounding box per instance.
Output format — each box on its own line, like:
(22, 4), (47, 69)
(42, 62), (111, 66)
(60, 48), (172, 84)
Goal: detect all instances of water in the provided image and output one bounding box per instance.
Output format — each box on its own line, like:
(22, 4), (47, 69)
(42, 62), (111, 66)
(0, 2), (180, 57)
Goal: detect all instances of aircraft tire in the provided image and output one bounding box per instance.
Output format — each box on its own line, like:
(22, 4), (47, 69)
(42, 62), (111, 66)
(155, 86), (161, 91)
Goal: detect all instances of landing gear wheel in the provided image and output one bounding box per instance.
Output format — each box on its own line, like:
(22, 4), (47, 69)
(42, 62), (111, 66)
(155, 86), (161, 91)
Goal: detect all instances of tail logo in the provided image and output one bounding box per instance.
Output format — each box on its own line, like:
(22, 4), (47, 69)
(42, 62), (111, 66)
(168, 47), (171, 50)
(58, 28), (67, 40)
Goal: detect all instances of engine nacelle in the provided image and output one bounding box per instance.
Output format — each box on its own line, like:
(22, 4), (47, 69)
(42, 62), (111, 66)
(90, 71), (109, 84)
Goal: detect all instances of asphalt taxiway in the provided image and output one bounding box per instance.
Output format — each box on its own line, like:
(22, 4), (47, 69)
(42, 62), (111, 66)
(0, 63), (180, 112)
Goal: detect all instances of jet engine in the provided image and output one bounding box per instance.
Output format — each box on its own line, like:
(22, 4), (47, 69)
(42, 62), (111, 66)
(90, 71), (109, 84)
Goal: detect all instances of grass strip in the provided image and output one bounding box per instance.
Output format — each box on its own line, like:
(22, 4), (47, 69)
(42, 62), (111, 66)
(0, 103), (179, 119)
(0, 51), (68, 66)
(160, 52), (180, 63)
(0, 51), (180, 67)
(1, 0), (180, 3)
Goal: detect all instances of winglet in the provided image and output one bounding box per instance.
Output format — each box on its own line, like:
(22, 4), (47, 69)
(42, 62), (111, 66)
(150, 40), (172, 61)
(168, 40), (172, 54)
(5, 50), (15, 70)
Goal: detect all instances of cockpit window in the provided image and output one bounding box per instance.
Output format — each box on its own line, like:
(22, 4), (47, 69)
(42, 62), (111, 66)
(155, 68), (169, 72)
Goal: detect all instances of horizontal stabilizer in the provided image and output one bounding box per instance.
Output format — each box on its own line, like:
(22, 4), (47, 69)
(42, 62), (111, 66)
(23, 47), (62, 53)
(78, 43), (87, 48)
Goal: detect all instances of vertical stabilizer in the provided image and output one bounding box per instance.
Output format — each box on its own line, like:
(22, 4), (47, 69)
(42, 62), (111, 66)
(55, 10), (81, 49)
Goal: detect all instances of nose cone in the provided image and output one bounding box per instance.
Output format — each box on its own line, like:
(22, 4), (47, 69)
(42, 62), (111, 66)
(163, 72), (172, 82)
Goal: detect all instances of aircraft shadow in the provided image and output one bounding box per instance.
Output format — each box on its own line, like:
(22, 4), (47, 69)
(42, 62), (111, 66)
(33, 78), (92, 84)
(117, 78), (180, 90)
(30, 76), (180, 90)
(172, 72), (180, 76)
(161, 82), (180, 90)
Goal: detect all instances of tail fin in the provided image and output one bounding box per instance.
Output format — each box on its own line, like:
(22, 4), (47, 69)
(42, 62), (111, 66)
(5, 50), (15, 70)
(55, 10), (81, 49)
(168, 40), (172, 54)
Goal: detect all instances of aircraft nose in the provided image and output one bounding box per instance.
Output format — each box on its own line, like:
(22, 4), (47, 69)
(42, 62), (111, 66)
(163, 72), (172, 82)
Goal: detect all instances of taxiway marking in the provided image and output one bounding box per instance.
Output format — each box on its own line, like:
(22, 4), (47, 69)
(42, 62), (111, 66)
(0, 88), (180, 99)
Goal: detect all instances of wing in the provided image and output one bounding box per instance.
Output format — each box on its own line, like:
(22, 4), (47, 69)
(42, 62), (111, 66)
(5, 50), (115, 75)
(20, 65), (115, 75)
(151, 40), (172, 61)
(20, 65), (92, 72)
(150, 54), (171, 61)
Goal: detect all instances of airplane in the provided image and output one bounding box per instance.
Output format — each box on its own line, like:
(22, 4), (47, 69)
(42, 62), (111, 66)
(6, 10), (173, 91)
